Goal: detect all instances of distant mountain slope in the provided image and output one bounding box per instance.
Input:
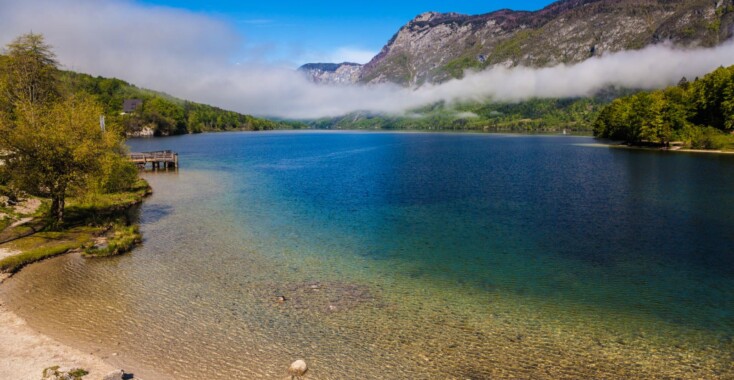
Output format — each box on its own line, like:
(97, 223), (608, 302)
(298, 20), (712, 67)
(298, 63), (363, 85)
(302, 0), (734, 86)
(306, 86), (637, 133)
(62, 71), (300, 136)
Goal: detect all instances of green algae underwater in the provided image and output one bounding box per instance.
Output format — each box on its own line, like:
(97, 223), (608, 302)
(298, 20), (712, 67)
(2, 132), (733, 379)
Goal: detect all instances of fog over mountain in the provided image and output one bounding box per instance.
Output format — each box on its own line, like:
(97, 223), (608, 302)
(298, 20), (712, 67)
(2, 0), (734, 119)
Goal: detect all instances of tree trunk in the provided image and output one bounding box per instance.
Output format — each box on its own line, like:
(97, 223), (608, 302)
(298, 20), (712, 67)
(49, 193), (65, 227)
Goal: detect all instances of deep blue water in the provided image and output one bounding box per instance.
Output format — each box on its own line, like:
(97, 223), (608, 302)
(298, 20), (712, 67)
(128, 132), (734, 330)
(5, 131), (732, 379)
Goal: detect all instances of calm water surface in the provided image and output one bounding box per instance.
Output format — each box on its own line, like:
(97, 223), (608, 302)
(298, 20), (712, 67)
(2, 132), (733, 379)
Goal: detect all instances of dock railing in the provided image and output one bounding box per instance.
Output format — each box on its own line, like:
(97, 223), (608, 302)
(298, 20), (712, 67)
(128, 150), (178, 170)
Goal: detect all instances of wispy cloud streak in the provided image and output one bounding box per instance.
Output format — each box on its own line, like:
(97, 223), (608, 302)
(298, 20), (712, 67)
(2, 0), (734, 119)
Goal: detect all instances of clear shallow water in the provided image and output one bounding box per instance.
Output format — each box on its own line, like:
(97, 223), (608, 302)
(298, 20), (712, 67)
(2, 131), (733, 379)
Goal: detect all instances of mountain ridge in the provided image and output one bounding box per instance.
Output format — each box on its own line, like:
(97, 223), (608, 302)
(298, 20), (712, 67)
(300, 0), (734, 86)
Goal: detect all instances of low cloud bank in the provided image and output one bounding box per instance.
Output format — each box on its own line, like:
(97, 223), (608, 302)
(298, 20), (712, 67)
(2, 0), (734, 119)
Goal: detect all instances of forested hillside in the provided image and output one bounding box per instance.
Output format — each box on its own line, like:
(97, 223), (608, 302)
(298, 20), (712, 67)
(309, 90), (631, 133)
(62, 71), (301, 136)
(593, 65), (734, 149)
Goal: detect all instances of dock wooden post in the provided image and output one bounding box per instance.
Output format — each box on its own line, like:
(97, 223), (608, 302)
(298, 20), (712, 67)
(128, 150), (179, 171)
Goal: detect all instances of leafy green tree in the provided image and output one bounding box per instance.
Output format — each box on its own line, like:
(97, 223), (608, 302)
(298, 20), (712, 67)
(141, 97), (185, 135)
(0, 33), (58, 110)
(594, 64), (734, 148)
(0, 33), (134, 226)
(690, 66), (734, 130)
(2, 93), (122, 224)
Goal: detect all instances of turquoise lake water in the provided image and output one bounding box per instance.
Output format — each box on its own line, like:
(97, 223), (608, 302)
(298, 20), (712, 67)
(2, 131), (733, 378)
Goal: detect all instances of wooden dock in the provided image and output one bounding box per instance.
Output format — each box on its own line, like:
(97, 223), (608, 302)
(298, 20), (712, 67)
(129, 150), (179, 170)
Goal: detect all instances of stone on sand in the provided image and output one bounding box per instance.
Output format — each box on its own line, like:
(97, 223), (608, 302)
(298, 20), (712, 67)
(288, 359), (308, 378)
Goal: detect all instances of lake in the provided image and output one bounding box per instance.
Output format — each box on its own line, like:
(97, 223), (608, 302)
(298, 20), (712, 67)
(2, 131), (733, 379)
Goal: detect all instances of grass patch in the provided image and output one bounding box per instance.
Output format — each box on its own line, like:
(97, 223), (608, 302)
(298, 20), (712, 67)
(0, 178), (150, 273)
(0, 227), (100, 273)
(84, 223), (141, 257)
(71, 178), (150, 210)
(0, 242), (81, 273)
(0, 217), (9, 232)
(42, 366), (89, 380)
(57, 178), (150, 228)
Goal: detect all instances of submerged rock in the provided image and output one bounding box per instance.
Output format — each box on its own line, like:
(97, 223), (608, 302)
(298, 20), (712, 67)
(261, 281), (377, 314)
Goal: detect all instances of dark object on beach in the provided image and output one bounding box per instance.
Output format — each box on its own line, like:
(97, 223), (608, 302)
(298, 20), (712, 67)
(102, 369), (136, 380)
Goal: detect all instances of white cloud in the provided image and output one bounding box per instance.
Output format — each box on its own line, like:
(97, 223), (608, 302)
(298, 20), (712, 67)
(1, 0), (734, 119)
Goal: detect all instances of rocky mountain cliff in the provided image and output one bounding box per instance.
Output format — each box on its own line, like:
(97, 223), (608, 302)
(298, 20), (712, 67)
(298, 62), (363, 85)
(302, 0), (734, 86)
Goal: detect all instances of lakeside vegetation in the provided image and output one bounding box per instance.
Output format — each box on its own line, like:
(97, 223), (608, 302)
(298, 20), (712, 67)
(0, 33), (151, 275)
(0, 178), (150, 274)
(307, 88), (634, 133)
(593, 65), (734, 150)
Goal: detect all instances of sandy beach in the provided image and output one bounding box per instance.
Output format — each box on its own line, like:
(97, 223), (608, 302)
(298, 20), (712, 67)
(0, 296), (116, 380)
(1, 208), (120, 379)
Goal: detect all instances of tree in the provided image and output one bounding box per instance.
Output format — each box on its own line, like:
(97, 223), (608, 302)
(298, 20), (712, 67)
(142, 97), (185, 135)
(689, 66), (733, 129)
(0, 33), (133, 226)
(2, 94), (116, 224)
(0, 33), (58, 109)
(593, 64), (734, 148)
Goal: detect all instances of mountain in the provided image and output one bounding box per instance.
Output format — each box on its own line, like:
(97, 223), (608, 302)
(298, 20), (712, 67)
(302, 0), (734, 86)
(298, 63), (363, 85)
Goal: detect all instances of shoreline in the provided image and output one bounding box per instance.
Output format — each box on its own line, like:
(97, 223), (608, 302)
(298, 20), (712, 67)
(577, 141), (734, 155)
(127, 128), (594, 139)
(611, 144), (734, 154)
(0, 181), (152, 379)
(0, 298), (117, 380)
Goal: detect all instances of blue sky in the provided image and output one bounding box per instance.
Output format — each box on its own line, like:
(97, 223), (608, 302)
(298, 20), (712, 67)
(3, 0), (732, 118)
(139, 0), (556, 65)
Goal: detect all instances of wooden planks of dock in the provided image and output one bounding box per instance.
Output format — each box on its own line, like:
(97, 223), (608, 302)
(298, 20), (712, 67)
(128, 150), (179, 170)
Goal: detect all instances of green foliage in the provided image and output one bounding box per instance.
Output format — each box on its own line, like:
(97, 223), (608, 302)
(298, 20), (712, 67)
(0, 33), (59, 109)
(438, 54), (483, 80)
(42, 366), (89, 380)
(309, 94), (616, 133)
(691, 126), (734, 150)
(60, 71), (293, 136)
(67, 178), (150, 225)
(0, 232), (91, 273)
(0, 34), (142, 225)
(594, 65), (734, 148)
(1, 91), (126, 224)
(84, 223), (141, 257)
(361, 52), (413, 84)
(0, 179), (150, 273)
(488, 29), (536, 65)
